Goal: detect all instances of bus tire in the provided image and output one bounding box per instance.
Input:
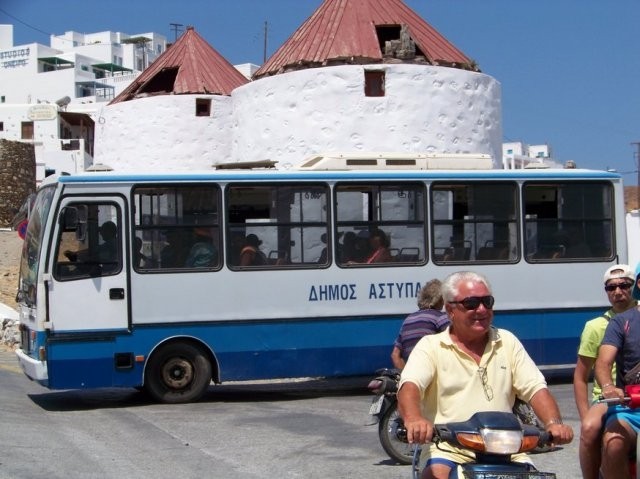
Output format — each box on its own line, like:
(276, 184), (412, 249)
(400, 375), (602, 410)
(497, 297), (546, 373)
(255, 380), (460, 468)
(145, 342), (212, 404)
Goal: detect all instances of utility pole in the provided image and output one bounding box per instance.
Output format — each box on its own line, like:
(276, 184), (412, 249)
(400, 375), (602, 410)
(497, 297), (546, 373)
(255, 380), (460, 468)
(263, 21), (268, 63)
(170, 23), (184, 42)
(633, 141), (640, 209)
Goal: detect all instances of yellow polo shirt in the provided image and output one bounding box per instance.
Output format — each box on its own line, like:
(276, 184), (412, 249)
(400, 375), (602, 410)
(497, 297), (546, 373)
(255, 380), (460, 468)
(399, 326), (547, 467)
(400, 326), (547, 424)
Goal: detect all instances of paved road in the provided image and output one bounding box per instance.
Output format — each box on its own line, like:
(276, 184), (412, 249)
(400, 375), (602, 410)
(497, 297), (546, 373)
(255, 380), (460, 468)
(0, 347), (581, 478)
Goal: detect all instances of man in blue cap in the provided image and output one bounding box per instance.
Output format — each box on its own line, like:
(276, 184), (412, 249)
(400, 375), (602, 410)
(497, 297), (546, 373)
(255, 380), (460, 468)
(595, 262), (640, 478)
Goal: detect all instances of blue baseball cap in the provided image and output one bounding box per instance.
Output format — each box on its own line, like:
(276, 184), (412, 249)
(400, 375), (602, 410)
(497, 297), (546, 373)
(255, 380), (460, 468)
(634, 262), (640, 300)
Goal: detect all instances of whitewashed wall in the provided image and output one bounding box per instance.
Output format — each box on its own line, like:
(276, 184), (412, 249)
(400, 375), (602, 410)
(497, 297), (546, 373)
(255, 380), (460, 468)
(94, 94), (235, 170)
(231, 64), (502, 167)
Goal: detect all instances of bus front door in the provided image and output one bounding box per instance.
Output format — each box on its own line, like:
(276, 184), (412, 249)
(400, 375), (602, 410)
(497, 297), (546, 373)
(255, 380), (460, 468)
(47, 198), (130, 334)
(44, 198), (131, 388)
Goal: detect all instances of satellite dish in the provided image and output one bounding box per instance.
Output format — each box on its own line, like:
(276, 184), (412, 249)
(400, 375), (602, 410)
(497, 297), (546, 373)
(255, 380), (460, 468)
(55, 96), (71, 107)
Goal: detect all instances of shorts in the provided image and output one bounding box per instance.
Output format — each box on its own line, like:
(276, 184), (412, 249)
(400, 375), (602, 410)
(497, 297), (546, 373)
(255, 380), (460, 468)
(420, 442), (533, 476)
(605, 405), (640, 433)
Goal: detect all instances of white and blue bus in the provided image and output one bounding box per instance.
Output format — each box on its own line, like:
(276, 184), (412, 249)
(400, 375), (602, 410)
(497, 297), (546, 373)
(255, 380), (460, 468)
(15, 160), (627, 402)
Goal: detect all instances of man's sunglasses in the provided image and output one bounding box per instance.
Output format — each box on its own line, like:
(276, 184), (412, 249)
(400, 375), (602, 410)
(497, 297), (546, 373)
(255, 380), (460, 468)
(604, 282), (633, 292)
(449, 295), (495, 311)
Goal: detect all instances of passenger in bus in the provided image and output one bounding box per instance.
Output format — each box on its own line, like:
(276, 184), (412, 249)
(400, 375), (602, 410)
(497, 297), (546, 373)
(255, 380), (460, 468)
(391, 279), (448, 370)
(239, 234), (267, 266)
(573, 264), (637, 479)
(398, 271), (573, 478)
(339, 231), (358, 263)
(160, 230), (186, 268)
(97, 221), (118, 263)
(594, 263), (640, 479)
(365, 229), (392, 263)
(134, 236), (152, 268)
(318, 233), (329, 264)
(347, 229), (392, 264)
(184, 227), (218, 268)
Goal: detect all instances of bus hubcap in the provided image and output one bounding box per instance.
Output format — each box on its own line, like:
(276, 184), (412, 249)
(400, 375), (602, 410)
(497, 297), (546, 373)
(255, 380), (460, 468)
(162, 358), (194, 389)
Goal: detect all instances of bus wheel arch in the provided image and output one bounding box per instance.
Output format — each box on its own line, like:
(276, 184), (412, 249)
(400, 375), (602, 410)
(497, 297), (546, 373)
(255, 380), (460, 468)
(143, 338), (218, 404)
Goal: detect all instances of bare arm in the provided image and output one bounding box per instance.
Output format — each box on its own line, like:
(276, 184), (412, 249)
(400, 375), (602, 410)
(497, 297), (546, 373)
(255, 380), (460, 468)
(397, 382), (432, 444)
(595, 344), (623, 400)
(390, 346), (405, 370)
(529, 388), (574, 444)
(573, 355), (594, 421)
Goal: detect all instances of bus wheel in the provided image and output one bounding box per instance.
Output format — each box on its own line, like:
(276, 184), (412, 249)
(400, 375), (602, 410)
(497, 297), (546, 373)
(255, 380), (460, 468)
(145, 342), (212, 404)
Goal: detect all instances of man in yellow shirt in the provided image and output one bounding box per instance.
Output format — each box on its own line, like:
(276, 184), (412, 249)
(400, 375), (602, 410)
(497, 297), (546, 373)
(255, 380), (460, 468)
(398, 270), (573, 479)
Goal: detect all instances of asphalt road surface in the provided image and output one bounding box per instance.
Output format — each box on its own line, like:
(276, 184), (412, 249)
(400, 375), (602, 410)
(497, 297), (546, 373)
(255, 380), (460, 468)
(0, 348), (581, 479)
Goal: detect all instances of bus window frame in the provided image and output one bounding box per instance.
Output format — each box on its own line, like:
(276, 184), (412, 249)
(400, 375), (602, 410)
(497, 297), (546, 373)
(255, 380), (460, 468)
(334, 181), (427, 267)
(225, 181), (331, 270)
(131, 183), (222, 273)
(429, 180), (520, 265)
(523, 180), (615, 263)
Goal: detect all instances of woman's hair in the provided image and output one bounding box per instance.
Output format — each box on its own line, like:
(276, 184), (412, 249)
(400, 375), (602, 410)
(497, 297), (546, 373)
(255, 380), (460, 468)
(441, 271), (492, 303)
(417, 279), (443, 309)
(371, 229), (389, 248)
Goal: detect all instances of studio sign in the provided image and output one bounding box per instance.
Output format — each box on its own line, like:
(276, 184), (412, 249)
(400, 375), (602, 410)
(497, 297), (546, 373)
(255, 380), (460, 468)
(0, 47), (30, 68)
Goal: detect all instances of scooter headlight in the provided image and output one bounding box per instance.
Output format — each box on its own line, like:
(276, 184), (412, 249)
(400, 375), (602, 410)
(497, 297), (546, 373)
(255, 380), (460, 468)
(457, 428), (523, 454)
(480, 428), (523, 454)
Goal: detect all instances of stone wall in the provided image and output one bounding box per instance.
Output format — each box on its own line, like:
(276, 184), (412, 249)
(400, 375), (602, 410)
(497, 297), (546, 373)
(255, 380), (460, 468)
(0, 139), (35, 227)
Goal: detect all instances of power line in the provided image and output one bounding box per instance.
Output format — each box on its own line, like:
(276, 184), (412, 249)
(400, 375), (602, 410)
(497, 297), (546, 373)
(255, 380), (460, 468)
(0, 6), (52, 40)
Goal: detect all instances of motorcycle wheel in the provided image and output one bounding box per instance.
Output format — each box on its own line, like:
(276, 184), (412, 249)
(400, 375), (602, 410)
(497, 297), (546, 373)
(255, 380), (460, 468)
(378, 402), (413, 465)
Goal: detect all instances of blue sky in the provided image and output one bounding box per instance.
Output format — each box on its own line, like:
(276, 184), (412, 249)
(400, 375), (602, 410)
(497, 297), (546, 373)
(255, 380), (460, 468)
(2, 0), (639, 183)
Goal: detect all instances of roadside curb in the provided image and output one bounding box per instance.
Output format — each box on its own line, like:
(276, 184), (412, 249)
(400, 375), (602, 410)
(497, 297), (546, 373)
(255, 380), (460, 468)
(0, 344), (21, 374)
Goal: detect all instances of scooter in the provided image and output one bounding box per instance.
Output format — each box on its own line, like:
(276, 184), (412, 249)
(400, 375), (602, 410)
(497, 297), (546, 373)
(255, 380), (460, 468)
(367, 368), (547, 465)
(367, 368), (413, 464)
(411, 411), (557, 479)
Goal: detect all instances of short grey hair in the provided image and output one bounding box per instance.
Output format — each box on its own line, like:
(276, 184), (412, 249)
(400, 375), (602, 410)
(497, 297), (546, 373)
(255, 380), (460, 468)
(441, 271), (492, 302)
(417, 279), (443, 310)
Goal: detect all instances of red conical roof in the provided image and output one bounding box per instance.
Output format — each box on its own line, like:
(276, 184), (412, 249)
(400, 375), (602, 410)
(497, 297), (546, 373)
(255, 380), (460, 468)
(110, 26), (249, 104)
(254, 0), (475, 79)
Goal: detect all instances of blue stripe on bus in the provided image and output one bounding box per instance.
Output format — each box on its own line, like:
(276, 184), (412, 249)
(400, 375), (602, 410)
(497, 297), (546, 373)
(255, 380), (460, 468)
(58, 169), (621, 184)
(42, 307), (594, 390)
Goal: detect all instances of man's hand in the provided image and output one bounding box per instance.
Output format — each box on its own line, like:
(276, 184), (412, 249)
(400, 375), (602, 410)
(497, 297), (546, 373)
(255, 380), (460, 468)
(398, 382), (433, 444)
(403, 416), (434, 445)
(545, 422), (574, 445)
(601, 384), (625, 401)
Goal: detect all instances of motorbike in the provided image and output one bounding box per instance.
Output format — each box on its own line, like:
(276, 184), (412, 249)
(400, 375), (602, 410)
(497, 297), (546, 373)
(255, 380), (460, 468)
(367, 368), (547, 465)
(411, 411), (557, 479)
(367, 368), (413, 464)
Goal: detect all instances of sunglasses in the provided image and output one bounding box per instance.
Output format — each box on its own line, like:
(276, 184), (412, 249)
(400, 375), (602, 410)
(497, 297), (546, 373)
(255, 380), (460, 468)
(604, 282), (633, 292)
(449, 295), (495, 311)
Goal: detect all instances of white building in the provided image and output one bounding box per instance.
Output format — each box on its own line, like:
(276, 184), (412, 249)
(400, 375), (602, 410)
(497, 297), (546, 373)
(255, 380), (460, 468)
(0, 24), (167, 182)
(502, 141), (561, 169)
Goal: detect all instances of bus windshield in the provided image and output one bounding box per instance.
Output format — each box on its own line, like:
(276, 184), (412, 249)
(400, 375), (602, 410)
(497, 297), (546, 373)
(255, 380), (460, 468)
(18, 185), (55, 307)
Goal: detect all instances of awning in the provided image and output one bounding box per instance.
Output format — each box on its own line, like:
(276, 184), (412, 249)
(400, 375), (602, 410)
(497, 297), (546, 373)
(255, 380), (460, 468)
(59, 112), (95, 127)
(92, 63), (133, 73)
(121, 36), (152, 45)
(39, 57), (74, 66)
(76, 80), (113, 89)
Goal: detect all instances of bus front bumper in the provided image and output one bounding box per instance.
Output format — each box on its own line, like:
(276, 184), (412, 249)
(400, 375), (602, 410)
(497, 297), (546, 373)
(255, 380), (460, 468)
(15, 348), (48, 384)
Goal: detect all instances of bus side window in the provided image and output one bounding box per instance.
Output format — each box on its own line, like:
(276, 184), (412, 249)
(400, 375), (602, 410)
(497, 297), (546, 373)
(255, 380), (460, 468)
(431, 182), (518, 265)
(524, 181), (613, 263)
(335, 182), (426, 267)
(227, 183), (329, 269)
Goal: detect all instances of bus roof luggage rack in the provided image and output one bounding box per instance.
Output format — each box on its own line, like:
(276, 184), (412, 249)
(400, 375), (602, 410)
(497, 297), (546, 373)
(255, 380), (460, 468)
(295, 153), (493, 171)
(214, 160), (278, 170)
